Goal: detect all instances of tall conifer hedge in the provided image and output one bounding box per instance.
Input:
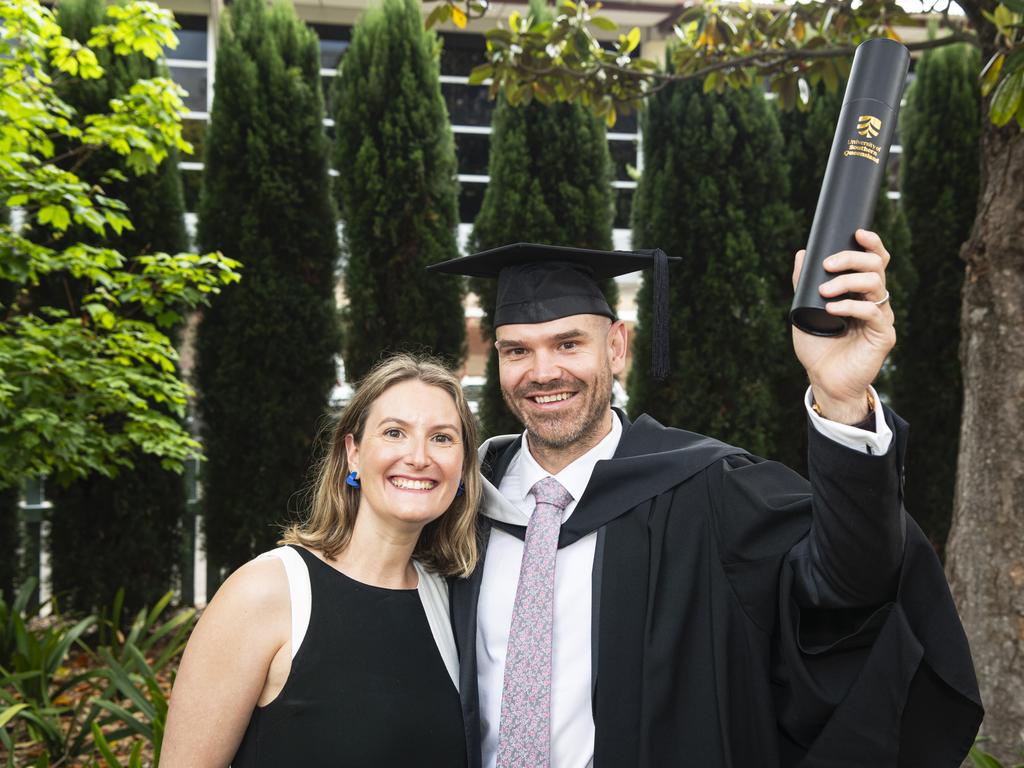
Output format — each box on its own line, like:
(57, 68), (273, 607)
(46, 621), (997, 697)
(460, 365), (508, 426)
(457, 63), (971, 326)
(196, 0), (339, 581)
(894, 45), (979, 549)
(333, 0), (464, 382)
(469, 93), (616, 436)
(628, 81), (796, 460)
(42, 0), (188, 612)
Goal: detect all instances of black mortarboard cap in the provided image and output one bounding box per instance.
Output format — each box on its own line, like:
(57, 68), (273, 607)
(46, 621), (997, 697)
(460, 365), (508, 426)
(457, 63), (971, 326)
(428, 242), (677, 379)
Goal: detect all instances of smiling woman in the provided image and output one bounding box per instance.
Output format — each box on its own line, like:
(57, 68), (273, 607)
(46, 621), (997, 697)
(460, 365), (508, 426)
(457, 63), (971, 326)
(161, 355), (480, 768)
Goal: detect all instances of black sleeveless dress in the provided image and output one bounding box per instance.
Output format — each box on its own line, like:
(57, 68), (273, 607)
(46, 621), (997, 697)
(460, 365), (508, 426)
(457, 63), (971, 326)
(232, 545), (467, 767)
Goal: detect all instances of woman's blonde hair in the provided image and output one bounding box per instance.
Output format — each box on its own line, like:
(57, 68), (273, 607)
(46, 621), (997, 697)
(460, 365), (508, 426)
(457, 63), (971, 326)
(281, 354), (480, 577)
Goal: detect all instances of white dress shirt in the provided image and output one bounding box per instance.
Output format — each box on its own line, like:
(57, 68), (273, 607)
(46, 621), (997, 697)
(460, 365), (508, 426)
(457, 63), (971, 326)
(476, 389), (891, 768)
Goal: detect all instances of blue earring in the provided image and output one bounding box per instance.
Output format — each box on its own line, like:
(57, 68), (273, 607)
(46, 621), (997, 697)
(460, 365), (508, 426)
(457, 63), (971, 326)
(456, 481), (465, 497)
(345, 471), (361, 489)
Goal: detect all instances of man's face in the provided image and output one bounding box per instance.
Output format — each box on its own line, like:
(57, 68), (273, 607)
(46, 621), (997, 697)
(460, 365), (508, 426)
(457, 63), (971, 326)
(495, 314), (627, 453)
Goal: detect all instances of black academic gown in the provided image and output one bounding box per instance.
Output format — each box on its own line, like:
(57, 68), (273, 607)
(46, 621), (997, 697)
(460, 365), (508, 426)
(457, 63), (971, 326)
(450, 407), (983, 768)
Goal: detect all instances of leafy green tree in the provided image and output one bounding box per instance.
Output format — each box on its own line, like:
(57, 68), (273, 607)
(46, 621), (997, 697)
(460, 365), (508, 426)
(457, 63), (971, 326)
(628, 79), (797, 461)
(892, 44), (980, 552)
(26, 0), (191, 614)
(195, 0), (340, 580)
(0, 0), (240, 490)
(469, 90), (616, 436)
(333, 0), (465, 382)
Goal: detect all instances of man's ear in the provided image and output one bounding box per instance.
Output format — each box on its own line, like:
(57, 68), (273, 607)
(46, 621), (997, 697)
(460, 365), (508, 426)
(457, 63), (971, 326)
(608, 319), (628, 376)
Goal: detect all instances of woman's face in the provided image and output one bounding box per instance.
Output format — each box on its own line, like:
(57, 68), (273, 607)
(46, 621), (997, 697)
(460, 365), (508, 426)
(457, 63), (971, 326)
(345, 379), (465, 532)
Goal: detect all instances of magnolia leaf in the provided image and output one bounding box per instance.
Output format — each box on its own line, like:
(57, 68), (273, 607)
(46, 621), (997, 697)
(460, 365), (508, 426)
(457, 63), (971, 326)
(991, 68), (1024, 126)
(451, 5), (468, 29)
(468, 62), (493, 85)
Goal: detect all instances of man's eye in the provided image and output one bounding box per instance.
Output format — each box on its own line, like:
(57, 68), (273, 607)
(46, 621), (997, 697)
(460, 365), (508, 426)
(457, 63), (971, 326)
(503, 348), (527, 358)
(560, 341), (578, 351)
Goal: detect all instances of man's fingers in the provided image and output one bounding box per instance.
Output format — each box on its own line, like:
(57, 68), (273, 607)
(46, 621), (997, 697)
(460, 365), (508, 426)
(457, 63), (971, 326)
(823, 250), (886, 276)
(825, 297), (896, 336)
(792, 249), (806, 291)
(854, 229), (891, 267)
(819, 271), (885, 299)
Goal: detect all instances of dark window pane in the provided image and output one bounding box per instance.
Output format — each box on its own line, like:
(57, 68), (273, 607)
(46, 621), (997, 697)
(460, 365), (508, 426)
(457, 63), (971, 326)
(311, 24), (352, 69)
(614, 187), (633, 229)
(439, 32), (487, 77)
(181, 169), (202, 212)
(169, 65), (207, 112)
(322, 75), (337, 115)
(459, 182), (487, 224)
(885, 150), (901, 193)
(608, 137), (638, 181)
(444, 83), (493, 127)
(612, 108), (639, 134)
(454, 132), (490, 176)
(172, 14), (207, 61)
(181, 118), (207, 161)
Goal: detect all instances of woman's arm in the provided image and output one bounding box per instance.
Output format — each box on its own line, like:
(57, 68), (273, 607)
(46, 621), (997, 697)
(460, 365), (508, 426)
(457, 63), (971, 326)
(161, 556), (291, 767)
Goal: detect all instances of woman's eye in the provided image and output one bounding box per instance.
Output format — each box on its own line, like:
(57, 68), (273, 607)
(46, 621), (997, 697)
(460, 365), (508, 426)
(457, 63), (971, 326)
(383, 428), (404, 439)
(432, 433), (455, 444)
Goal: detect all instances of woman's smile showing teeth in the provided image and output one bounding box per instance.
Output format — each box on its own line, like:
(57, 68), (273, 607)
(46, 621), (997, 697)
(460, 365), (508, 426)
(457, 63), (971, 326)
(389, 476), (437, 491)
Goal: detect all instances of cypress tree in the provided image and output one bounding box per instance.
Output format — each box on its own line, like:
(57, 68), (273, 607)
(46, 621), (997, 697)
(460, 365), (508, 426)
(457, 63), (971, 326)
(628, 80), (797, 461)
(469, 88), (616, 436)
(893, 44), (979, 550)
(196, 0), (339, 581)
(333, 0), (464, 382)
(42, 0), (189, 613)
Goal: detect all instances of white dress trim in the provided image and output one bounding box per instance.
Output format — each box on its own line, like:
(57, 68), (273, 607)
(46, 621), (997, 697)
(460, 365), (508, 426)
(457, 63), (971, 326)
(257, 547), (459, 689)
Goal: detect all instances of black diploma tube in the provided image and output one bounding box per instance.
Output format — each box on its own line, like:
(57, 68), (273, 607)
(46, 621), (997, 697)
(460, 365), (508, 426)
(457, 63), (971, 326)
(790, 38), (910, 336)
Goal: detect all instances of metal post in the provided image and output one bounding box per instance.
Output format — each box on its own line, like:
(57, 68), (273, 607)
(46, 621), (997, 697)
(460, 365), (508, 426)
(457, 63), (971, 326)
(18, 477), (52, 613)
(181, 456), (200, 606)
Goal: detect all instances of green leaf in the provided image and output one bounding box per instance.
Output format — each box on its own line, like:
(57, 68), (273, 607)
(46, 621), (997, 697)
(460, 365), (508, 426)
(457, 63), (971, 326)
(1000, 0), (1024, 12)
(591, 15), (618, 31)
(0, 703), (29, 728)
(91, 721), (123, 768)
(991, 69), (1024, 126)
(468, 62), (493, 85)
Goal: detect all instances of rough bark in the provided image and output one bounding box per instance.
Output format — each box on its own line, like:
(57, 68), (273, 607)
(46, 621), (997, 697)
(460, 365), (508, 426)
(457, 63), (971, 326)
(945, 112), (1024, 761)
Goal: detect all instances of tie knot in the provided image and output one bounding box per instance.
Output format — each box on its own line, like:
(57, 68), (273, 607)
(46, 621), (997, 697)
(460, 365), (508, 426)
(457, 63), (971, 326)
(530, 476), (573, 513)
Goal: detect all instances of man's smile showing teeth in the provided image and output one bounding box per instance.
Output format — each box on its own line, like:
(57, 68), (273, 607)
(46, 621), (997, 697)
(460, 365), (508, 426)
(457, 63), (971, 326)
(389, 477), (437, 490)
(532, 392), (574, 404)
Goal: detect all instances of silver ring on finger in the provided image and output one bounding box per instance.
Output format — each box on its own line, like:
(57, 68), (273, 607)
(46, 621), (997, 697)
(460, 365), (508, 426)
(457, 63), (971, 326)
(873, 290), (891, 306)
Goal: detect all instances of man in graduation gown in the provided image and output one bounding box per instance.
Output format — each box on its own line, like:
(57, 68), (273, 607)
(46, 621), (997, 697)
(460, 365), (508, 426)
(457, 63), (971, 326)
(428, 233), (983, 768)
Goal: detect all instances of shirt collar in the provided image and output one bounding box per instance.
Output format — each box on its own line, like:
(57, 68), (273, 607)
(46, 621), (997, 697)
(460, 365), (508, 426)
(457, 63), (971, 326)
(514, 409), (623, 510)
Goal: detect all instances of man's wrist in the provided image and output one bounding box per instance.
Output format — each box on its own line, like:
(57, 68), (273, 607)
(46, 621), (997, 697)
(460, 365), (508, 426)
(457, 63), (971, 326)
(810, 388), (875, 425)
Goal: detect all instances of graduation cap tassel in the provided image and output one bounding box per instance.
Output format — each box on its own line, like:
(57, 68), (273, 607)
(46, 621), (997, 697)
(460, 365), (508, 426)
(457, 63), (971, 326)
(651, 248), (670, 381)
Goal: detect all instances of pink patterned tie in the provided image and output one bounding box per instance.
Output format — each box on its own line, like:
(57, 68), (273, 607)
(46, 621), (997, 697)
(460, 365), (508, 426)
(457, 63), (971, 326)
(495, 476), (574, 768)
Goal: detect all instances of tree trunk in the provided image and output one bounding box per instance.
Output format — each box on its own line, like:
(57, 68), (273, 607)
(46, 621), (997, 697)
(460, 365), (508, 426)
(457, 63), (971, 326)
(945, 113), (1024, 760)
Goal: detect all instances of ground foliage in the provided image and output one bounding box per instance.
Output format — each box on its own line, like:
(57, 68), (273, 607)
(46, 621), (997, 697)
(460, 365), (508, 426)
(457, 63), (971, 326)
(627, 78), (797, 461)
(35, 0), (190, 617)
(195, 0), (340, 582)
(0, 583), (195, 767)
(0, 0), (240, 489)
(892, 43), (980, 554)
(333, 0), (465, 382)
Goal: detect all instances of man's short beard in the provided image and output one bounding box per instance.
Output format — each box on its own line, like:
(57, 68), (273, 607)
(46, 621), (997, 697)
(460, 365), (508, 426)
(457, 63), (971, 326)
(502, 364), (614, 452)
